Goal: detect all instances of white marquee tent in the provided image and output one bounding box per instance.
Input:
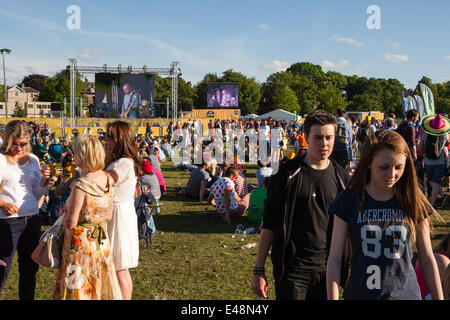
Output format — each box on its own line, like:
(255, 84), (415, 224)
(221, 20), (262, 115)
(240, 113), (259, 119)
(258, 109), (298, 121)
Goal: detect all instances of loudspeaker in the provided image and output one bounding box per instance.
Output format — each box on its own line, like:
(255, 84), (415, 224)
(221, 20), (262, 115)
(50, 103), (62, 111)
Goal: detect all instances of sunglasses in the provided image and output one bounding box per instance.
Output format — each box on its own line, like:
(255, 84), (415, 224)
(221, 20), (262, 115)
(11, 142), (28, 148)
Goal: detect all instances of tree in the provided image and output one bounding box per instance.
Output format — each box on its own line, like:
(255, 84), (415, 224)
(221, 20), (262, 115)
(259, 71), (295, 114)
(290, 75), (320, 115)
(12, 102), (26, 117)
(39, 69), (86, 115)
(347, 93), (382, 112)
(272, 86), (300, 113)
(21, 74), (49, 92)
(380, 79), (405, 116)
(436, 81), (450, 115)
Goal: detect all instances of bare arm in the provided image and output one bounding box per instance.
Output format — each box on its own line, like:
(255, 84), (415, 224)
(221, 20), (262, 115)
(224, 189), (232, 223)
(106, 169), (119, 184)
(251, 228), (274, 299)
(62, 186), (86, 230)
(326, 215), (349, 300)
(199, 180), (206, 202)
(416, 220), (444, 300)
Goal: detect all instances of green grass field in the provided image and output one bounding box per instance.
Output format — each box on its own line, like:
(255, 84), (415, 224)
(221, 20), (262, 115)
(1, 152), (449, 300)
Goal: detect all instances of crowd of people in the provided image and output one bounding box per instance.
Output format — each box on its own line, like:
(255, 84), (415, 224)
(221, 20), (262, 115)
(0, 120), (167, 300)
(0, 108), (449, 300)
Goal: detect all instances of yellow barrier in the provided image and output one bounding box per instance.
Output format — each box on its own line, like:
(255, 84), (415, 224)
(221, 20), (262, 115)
(64, 127), (87, 137)
(89, 127), (106, 137)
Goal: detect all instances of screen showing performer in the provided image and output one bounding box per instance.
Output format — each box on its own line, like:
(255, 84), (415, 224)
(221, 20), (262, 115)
(206, 84), (238, 108)
(95, 73), (155, 118)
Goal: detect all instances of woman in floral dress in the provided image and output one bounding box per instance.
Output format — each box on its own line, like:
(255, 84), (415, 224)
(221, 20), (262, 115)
(54, 135), (122, 300)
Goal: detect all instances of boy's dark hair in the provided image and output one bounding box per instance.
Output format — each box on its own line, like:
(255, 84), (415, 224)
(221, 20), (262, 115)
(224, 166), (238, 177)
(303, 109), (337, 136)
(336, 108), (346, 118)
(405, 109), (418, 120)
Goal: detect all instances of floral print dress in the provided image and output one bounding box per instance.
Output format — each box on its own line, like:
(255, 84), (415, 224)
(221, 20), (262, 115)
(54, 173), (122, 300)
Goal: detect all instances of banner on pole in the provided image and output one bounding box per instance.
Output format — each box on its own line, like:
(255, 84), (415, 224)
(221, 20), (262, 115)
(420, 83), (435, 116)
(414, 95), (425, 118)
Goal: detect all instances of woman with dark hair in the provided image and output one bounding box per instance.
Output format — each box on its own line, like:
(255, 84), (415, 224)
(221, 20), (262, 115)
(104, 120), (141, 300)
(0, 120), (57, 300)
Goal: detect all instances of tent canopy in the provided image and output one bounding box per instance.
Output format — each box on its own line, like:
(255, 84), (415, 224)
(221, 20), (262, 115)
(240, 113), (259, 119)
(258, 109), (297, 121)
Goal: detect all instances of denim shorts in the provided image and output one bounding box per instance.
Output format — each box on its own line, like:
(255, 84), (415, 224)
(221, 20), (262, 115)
(425, 164), (446, 183)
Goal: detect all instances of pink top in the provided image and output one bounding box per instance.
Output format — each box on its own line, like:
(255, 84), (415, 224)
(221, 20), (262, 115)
(150, 165), (166, 193)
(414, 250), (448, 299)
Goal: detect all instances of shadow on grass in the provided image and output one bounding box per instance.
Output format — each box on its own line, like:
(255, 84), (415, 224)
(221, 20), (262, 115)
(153, 211), (258, 234)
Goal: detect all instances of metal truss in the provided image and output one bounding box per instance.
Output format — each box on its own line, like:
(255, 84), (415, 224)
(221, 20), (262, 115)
(68, 59), (181, 124)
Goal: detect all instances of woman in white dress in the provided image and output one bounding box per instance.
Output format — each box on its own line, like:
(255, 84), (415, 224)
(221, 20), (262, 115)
(104, 121), (142, 300)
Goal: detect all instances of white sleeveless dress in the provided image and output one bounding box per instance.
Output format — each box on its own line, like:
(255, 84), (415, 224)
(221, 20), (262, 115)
(106, 158), (139, 271)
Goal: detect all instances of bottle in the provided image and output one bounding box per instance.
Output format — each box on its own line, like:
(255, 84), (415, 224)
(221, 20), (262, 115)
(244, 227), (255, 234)
(240, 243), (257, 250)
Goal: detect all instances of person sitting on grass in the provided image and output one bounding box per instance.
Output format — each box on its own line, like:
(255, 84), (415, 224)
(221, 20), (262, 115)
(185, 161), (213, 203)
(230, 165), (249, 197)
(255, 160), (273, 189)
(247, 177), (270, 226)
(207, 166), (250, 223)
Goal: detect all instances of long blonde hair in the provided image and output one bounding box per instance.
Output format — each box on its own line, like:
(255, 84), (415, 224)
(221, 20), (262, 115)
(349, 130), (437, 242)
(1, 120), (32, 163)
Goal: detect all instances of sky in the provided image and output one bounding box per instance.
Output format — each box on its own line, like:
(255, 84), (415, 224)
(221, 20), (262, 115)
(0, 0), (449, 90)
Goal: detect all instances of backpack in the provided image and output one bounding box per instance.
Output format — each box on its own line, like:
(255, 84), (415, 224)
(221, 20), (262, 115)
(334, 121), (348, 149)
(359, 122), (373, 145)
(425, 134), (445, 160)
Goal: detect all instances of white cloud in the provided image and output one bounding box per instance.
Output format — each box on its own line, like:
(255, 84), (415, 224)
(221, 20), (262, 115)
(258, 23), (269, 30)
(335, 36), (363, 47)
(444, 56), (450, 60)
(321, 60), (350, 69)
(261, 60), (290, 72)
(78, 49), (101, 62)
(384, 54), (409, 62)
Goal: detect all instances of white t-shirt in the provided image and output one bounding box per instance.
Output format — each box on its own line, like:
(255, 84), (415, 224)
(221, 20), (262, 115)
(0, 153), (47, 219)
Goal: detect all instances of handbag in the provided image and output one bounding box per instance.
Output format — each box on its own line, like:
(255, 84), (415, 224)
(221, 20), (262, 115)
(31, 215), (65, 268)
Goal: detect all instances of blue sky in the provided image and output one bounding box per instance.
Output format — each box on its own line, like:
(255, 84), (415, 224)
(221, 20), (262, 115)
(0, 0), (449, 90)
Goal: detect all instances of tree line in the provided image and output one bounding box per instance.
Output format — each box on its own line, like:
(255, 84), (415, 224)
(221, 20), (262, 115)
(14, 62), (450, 118)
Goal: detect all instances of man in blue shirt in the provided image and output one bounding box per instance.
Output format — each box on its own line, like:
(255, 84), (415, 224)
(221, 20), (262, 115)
(331, 108), (353, 169)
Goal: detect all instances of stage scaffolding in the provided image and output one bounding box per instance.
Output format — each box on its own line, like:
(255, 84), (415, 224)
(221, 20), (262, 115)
(68, 59), (181, 127)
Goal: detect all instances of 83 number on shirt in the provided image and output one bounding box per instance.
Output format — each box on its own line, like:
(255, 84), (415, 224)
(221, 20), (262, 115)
(361, 225), (407, 259)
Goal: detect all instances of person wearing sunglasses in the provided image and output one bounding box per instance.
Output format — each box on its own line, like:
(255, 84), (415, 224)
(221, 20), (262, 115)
(0, 120), (57, 300)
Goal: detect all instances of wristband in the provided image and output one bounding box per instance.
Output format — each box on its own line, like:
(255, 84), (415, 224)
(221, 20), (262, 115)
(253, 266), (265, 276)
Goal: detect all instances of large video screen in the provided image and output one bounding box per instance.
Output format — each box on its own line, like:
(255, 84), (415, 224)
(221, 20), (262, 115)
(95, 73), (155, 118)
(206, 83), (238, 108)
